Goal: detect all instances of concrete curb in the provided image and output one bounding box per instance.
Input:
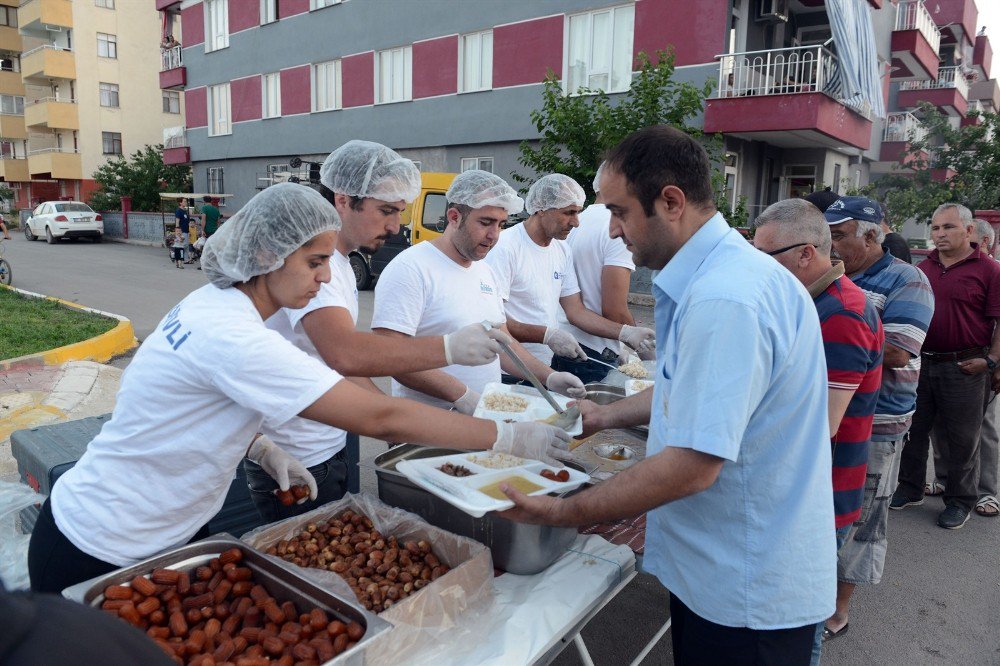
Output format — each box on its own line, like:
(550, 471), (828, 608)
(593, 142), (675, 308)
(0, 285), (137, 370)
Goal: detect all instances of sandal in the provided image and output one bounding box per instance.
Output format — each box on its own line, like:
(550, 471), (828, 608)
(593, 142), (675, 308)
(924, 481), (945, 496)
(822, 623), (849, 642)
(975, 495), (999, 517)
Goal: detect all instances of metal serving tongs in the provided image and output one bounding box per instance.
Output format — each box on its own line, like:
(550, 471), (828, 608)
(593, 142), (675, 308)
(481, 321), (581, 432)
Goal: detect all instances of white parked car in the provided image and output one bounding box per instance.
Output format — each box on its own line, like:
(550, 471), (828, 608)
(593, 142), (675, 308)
(24, 201), (104, 244)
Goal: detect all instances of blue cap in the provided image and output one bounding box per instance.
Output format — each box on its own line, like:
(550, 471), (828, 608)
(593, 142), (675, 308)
(824, 196), (884, 225)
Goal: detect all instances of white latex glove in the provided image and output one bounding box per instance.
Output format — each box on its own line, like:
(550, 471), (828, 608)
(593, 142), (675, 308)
(619, 325), (656, 354)
(492, 421), (572, 467)
(443, 322), (507, 366)
(247, 435), (318, 502)
(543, 327), (587, 361)
(638, 347), (657, 361)
(546, 371), (587, 399)
(452, 387), (480, 415)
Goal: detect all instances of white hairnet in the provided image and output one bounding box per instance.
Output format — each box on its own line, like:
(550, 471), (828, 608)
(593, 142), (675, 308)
(593, 162), (605, 193)
(319, 140), (421, 203)
(445, 170), (524, 214)
(525, 173), (585, 215)
(202, 183), (341, 289)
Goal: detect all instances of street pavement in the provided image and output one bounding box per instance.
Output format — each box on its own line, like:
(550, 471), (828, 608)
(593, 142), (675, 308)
(2, 237), (998, 664)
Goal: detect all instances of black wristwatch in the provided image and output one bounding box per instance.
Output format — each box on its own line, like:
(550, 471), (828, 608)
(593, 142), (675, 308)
(987, 356), (998, 371)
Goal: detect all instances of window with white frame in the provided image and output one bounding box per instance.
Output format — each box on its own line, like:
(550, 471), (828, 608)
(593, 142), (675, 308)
(0, 139), (26, 159)
(459, 30), (492, 93)
(262, 72), (281, 118)
(312, 60), (341, 112)
(162, 90), (180, 114)
(95, 0), (115, 8)
(204, 0), (229, 52)
(97, 33), (118, 59)
(458, 30), (493, 92)
(375, 46), (412, 104)
(0, 95), (24, 115)
(260, 0), (278, 24)
(0, 5), (17, 27)
(460, 157), (493, 173)
(102, 131), (122, 155)
(311, 0), (342, 9)
(566, 4), (635, 93)
(99, 82), (119, 108)
(208, 83), (231, 136)
(207, 167), (224, 197)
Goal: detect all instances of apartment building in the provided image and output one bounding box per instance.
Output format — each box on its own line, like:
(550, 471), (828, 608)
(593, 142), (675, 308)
(0, 0), (185, 210)
(159, 0), (995, 231)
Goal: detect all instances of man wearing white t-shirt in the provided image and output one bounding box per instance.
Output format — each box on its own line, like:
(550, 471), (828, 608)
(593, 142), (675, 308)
(555, 163), (639, 383)
(486, 173), (655, 371)
(247, 143), (505, 521)
(372, 170), (587, 411)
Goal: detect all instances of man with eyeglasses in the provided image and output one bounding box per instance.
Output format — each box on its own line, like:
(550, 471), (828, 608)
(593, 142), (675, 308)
(753, 199), (884, 661)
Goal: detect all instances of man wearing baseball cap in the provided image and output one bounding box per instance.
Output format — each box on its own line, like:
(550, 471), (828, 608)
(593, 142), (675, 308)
(823, 195), (935, 641)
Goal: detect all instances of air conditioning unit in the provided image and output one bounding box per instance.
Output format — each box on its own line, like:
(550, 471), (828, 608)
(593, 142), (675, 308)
(758, 0), (789, 22)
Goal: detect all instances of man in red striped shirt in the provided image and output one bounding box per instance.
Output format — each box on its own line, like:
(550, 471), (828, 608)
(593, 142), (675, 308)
(753, 199), (884, 659)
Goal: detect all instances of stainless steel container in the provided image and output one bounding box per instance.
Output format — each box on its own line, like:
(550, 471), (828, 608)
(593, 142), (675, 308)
(373, 446), (580, 575)
(62, 534), (392, 666)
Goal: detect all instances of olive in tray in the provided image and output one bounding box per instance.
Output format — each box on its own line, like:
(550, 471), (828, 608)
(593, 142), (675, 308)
(266, 509), (450, 613)
(101, 547), (365, 665)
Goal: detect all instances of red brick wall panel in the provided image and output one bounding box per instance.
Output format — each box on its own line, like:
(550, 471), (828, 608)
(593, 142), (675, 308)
(186, 87), (207, 128)
(181, 3), (204, 46)
(493, 16), (562, 88)
(342, 52), (374, 107)
(280, 66), (311, 115)
(231, 76), (262, 122)
(413, 36), (458, 98)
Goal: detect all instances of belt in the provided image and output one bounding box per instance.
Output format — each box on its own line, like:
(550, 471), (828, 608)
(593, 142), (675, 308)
(920, 347), (988, 363)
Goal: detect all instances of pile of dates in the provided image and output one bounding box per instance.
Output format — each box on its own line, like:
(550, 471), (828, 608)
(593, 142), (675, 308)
(101, 547), (364, 665)
(266, 509), (450, 613)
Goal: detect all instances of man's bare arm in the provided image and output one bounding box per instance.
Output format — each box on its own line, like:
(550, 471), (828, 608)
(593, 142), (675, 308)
(372, 328), (469, 402)
(561, 293), (624, 340)
(600, 266), (636, 325)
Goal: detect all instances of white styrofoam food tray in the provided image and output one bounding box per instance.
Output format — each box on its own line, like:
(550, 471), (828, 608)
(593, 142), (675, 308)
(624, 378), (655, 397)
(473, 382), (583, 436)
(396, 452), (590, 518)
(601, 360), (657, 388)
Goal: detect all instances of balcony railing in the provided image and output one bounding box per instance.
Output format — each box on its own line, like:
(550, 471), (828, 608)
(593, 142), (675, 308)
(895, 0), (941, 55)
(899, 65), (969, 98)
(21, 44), (72, 59)
(27, 146), (78, 155)
(28, 95), (74, 105)
(164, 134), (187, 149)
(883, 111), (927, 143)
(161, 45), (182, 71)
(717, 46), (839, 99)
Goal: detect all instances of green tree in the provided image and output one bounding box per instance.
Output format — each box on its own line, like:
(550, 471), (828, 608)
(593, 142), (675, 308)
(874, 102), (1000, 225)
(88, 145), (191, 212)
(513, 49), (723, 208)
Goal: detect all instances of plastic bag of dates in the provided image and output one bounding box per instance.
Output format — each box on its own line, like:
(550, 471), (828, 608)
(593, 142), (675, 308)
(240, 493), (493, 648)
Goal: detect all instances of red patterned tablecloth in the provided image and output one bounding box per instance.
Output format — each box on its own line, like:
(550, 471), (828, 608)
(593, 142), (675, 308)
(579, 514), (646, 554)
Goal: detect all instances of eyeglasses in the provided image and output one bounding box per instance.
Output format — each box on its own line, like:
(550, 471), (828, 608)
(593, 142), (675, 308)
(762, 242), (813, 256)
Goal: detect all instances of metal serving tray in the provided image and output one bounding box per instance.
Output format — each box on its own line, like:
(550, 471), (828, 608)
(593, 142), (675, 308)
(62, 534), (392, 666)
(374, 446), (583, 575)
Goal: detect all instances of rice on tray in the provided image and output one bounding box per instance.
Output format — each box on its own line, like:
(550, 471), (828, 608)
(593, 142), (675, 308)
(618, 361), (649, 379)
(481, 392), (529, 412)
(467, 452), (525, 469)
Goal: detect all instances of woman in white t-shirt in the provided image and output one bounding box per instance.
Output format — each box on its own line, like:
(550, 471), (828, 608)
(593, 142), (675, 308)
(27, 183), (571, 594)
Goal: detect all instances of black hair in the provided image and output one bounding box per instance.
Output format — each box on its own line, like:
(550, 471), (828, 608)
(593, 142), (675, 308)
(605, 125), (714, 216)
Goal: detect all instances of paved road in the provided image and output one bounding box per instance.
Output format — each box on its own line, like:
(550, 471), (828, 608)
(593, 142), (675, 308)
(7, 237), (999, 665)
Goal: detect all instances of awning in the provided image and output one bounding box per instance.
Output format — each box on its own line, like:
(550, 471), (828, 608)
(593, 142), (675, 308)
(826, 0), (886, 120)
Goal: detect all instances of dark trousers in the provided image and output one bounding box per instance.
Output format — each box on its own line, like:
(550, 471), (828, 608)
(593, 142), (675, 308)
(669, 594), (817, 665)
(243, 452), (348, 524)
(550, 344), (619, 385)
(898, 360), (990, 512)
(28, 499), (213, 594)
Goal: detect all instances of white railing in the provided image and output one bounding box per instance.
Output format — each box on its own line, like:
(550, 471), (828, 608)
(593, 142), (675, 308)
(27, 146), (78, 155)
(883, 111), (927, 143)
(21, 44), (72, 59)
(165, 134), (187, 149)
(895, 0), (941, 55)
(716, 46), (839, 99)
(161, 45), (182, 71)
(899, 66), (969, 98)
(28, 96), (75, 104)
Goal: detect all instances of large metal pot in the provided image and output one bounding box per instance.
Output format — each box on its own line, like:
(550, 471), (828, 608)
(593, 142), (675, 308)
(373, 445), (583, 575)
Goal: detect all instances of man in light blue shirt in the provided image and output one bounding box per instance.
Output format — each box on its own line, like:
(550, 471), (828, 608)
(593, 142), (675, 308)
(500, 125), (835, 664)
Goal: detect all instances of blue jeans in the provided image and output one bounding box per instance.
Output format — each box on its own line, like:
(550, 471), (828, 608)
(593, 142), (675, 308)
(809, 524), (853, 665)
(243, 452), (348, 523)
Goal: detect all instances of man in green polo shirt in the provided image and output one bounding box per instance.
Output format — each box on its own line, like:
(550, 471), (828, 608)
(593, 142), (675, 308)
(201, 196), (221, 237)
